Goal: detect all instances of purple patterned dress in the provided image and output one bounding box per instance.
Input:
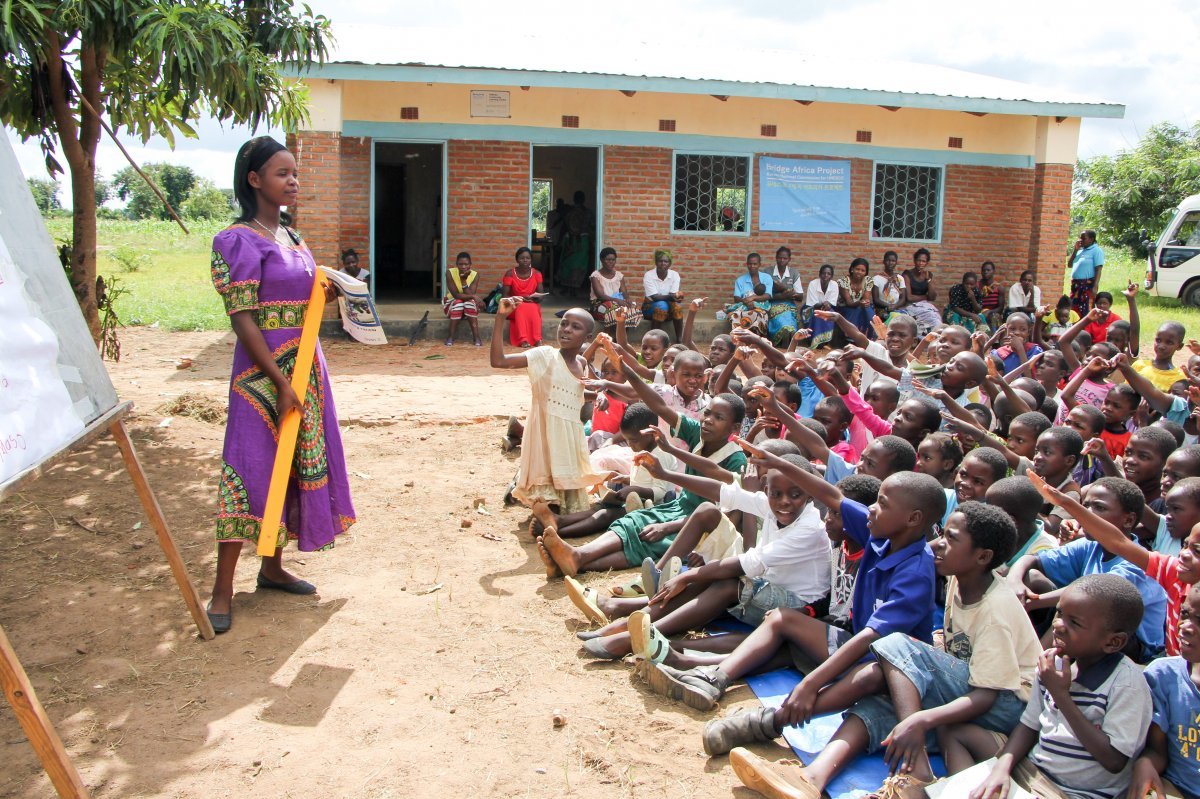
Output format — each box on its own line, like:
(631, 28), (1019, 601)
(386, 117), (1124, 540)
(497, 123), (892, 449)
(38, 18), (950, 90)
(210, 224), (355, 551)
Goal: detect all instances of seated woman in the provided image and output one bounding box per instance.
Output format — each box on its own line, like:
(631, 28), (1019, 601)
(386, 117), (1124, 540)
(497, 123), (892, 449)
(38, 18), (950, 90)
(724, 252), (773, 336)
(978, 260), (1006, 328)
(642, 249), (685, 341)
(590, 247), (639, 329)
(766, 246), (801, 347)
(1007, 269), (1042, 318)
(501, 246), (544, 348)
(442, 250), (483, 346)
(835, 257), (875, 342)
(944, 270), (987, 331)
(805, 263), (839, 348)
(895, 247), (941, 335)
(872, 249), (905, 319)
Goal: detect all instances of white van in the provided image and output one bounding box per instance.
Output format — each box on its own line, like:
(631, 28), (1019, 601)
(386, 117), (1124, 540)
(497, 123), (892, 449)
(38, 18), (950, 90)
(1144, 193), (1200, 305)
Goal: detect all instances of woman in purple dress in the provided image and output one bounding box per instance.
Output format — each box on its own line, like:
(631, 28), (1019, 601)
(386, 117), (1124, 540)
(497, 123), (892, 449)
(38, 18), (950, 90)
(205, 137), (356, 633)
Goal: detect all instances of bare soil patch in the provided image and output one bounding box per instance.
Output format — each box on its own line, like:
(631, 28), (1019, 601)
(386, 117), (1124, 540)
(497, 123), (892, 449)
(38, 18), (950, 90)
(0, 328), (765, 799)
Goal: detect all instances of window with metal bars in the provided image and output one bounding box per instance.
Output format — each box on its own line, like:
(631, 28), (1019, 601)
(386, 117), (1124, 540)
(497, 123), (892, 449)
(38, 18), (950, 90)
(870, 163), (943, 242)
(672, 153), (750, 233)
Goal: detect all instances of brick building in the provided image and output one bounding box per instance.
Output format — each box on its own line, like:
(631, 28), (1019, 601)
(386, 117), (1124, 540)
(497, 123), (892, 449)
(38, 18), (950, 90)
(285, 30), (1122, 311)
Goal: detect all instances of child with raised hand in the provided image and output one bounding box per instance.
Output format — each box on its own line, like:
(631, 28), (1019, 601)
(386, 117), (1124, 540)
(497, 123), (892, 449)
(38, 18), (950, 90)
(536, 340), (747, 579)
(1130, 582), (1200, 799)
(491, 299), (611, 532)
(642, 464), (943, 724)
(612, 307), (668, 383)
(730, 502), (1041, 799)
(990, 313), (1043, 373)
(747, 382), (916, 483)
(1113, 351), (1194, 427)
(1031, 469), (1199, 657)
(948, 574), (1152, 799)
(574, 445), (831, 662)
(1009, 475), (1169, 660)
(1133, 320), (1188, 393)
(1082, 291), (1121, 343)
(986, 477), (1058, 574)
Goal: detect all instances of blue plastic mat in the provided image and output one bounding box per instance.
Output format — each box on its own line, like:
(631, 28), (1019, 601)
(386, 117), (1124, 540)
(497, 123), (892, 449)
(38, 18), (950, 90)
(745, 668), (945, 799)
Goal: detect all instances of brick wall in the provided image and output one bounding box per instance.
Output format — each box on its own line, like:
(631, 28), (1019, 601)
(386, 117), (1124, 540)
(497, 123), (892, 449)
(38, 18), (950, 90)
(446, 140), (531, 285)
(1028, 163), (1074, 293)
(288, 130), (341, 270)
(601, 147), (1053, 303)
(293, 134), (1073, 308)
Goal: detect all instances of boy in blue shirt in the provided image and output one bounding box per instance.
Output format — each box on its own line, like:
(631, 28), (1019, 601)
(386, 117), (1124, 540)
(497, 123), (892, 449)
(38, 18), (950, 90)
(1132, 582), (1200, 799)
(1007, 477), (1169, 661)
(642, 458), (944, 728)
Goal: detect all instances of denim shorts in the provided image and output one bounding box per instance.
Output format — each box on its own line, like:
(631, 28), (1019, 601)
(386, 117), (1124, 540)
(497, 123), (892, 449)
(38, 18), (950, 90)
(726, 576), (816, 627)
(847, 632), (1028, 753)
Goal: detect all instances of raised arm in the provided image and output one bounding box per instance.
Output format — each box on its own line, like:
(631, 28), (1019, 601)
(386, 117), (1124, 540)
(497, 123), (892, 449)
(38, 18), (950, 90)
(489, 298), (530, 369)
(1123, 282), (1141, 357)
(634, 452), (727, 503)
(617, 361), (680, 428)
(1060, 356), (1108, 410)
(814, 309), (868, 348)
(1058, 308), (1103, 373)
(1028, 471), (1149, 570)
(842, 345), (902, 380)
(748, 385), (832, 463)
(1114, 353), (1175, 415)
(910, 331), (936, 364)
(681, 297), (706, 352)
(731, 328), (789, 368)
(752, 449), (844, 512)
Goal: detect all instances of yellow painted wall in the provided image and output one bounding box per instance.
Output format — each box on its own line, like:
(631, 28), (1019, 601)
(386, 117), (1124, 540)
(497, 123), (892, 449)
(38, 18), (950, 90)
(300, 79), (1081, 164)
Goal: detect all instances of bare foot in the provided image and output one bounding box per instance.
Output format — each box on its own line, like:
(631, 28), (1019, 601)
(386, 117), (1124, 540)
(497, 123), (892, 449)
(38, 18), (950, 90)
(540, 527), (580, 577)
(534, 537), (562, 578)
(531, 501), (557, 533)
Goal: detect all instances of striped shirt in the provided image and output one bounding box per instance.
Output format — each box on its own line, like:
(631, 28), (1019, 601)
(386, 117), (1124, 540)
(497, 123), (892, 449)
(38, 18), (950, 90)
(1019, 653), (1151, 799)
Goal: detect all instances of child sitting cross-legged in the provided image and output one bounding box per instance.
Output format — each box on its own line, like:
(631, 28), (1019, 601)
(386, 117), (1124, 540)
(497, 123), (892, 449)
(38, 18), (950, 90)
(536, 339), (747, 578)
(573, 442), (831, 661)
(1129, 582), (1200, 799)
(942, 573), (1152, 799)
(728, 502), (1043, 799)
(1008, 475), (1169, 661)
(641, 459), (944, 730)
(1030, 471), (1200, 657)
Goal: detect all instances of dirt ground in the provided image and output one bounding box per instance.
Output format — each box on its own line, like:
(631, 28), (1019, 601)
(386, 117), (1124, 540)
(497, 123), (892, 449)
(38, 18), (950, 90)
(0, 328), (772, 799)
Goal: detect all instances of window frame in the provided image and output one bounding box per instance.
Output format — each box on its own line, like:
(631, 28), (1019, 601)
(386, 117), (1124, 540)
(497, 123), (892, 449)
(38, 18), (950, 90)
(868, 160), (945, 245)
(669, 150), (754, 238)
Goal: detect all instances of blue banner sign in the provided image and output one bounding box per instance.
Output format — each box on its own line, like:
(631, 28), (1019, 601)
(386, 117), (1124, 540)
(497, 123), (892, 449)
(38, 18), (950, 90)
(759, 158), (852, 233)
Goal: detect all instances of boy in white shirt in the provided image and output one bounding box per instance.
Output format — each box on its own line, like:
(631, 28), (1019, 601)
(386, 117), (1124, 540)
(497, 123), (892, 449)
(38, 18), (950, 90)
(575, 448), (830, 662)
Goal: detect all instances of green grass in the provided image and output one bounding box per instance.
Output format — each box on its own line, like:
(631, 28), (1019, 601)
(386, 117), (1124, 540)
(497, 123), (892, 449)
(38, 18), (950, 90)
(44, 217), (229, 332)
(1069, 250), (1200, 349)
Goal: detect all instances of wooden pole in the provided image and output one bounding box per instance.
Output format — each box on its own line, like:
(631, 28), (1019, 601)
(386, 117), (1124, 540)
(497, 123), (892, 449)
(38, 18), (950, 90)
(0, 624), (90, 798)
(257, 274), (328, 557)
(108, 419), (215, 640)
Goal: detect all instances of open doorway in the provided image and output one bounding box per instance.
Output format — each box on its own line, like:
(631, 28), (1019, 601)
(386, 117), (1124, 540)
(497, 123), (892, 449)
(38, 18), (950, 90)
(531, 145), (598, 298)
(373, 142), (443, 298)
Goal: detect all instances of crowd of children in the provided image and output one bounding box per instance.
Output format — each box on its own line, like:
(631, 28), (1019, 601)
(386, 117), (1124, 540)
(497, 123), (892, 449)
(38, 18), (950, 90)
(490, 271), (1200, 799)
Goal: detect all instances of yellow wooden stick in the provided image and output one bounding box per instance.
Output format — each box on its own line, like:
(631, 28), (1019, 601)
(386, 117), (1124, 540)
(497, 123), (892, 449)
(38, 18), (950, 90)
(257, 274), (328, 557)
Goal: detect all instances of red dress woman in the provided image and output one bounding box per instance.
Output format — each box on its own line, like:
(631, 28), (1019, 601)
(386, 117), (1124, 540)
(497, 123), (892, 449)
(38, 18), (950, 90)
(501, 246), (544, 347)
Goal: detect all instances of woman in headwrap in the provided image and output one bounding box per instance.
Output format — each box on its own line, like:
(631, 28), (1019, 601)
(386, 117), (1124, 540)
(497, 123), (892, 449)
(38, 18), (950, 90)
(642, 249), (684, 341)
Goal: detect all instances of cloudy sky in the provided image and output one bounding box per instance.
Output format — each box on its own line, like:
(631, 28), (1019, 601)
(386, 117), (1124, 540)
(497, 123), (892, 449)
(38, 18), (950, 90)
(8, 0), (1198, 203)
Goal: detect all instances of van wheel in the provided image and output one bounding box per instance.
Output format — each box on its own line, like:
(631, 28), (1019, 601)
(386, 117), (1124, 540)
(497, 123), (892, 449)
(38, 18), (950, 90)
(1184, 282), (1200, 307)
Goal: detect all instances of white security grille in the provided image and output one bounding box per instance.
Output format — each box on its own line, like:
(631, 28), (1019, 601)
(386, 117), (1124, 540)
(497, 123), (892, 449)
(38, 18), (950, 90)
(673, 154), (749, 233)
(871, 163), (942, 241)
